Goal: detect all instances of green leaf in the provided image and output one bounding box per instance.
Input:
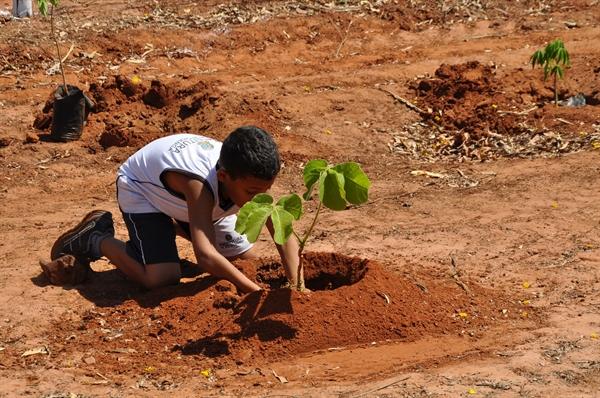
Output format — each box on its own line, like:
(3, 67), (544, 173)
(235, 194), (274, 243)
(553, 65), (564, 80)
(530, 50), (546, 68)
(542, 63), (550, 81)
(333, 162), (371, 205)
(237, 205), (272, 243)
(270, 207), (296, 245)
(276, 194), (304, 220)
(303, 159), (328, 200)
(36, 0), (61, 16)
(320, 169), (347, 210)
(556, 48), (570, 67)
(37, 0), (48, 15)
(250, 193), (274, 205)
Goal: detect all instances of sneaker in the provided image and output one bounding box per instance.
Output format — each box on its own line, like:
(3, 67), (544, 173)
(51, 210), (114, 262)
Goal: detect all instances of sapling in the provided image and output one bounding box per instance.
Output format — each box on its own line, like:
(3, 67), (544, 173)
(529, 39), (570, 106)
(235, 159), (371, 291)
(36, 0), (69, 94)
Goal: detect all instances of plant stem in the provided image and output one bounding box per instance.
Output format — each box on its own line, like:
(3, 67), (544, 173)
(553, 73), (558, 106)
(295, 201), (323, 291)
(296, 245), (304, 291)
(50, 4), (68, 95)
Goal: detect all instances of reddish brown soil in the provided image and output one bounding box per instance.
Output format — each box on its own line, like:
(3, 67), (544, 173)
(1, 1), (600, 397)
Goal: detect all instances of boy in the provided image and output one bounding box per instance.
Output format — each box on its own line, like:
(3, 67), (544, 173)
(50, 126), (301, 293)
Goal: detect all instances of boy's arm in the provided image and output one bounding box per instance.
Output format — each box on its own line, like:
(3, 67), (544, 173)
(163, 172), (261, 294)
(266, 218), (303, 288)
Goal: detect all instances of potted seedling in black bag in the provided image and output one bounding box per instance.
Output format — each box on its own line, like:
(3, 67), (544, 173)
(37, 0), (94, 142)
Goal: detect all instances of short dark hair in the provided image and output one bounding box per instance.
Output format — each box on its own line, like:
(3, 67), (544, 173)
(219, 126), (280, 180)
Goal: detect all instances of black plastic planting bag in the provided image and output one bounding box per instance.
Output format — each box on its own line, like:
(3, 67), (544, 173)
(51, 85), (94, 142)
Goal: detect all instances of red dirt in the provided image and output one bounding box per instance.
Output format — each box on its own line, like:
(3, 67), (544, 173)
(1, 1), (600, 397)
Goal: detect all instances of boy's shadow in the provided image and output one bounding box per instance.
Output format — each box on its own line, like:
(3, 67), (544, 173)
(31, 259), (217, 308)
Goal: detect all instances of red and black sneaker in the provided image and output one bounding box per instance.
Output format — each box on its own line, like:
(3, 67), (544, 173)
(50, 210), (114, 262)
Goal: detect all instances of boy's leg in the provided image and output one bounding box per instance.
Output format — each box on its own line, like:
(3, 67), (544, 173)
(104, 211), (182, 290)
(50, 210), (115, 262)
(99, 237), (180, 289)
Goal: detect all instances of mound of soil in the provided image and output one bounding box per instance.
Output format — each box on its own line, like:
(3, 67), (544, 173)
(410, 61), (520, 140)
(48, 252), (523, 374)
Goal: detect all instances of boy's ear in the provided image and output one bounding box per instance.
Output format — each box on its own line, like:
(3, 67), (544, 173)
(216, 168), (230, 182)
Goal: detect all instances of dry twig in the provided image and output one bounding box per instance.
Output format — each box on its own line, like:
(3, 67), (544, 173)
(349, 375), (411, 398)
(449, 252), (472, 295)
(335, 19), (354, 58)
(380, 89), (423, 113)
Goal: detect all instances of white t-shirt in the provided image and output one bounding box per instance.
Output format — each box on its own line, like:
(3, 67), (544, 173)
(116, 134), (238, 222)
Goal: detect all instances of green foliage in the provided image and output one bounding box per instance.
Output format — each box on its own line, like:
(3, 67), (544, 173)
(36, 0), (60, 16)
(235, 159), (371, 290)
(529, 39), (570, 106)
(236, 193), (304, 245)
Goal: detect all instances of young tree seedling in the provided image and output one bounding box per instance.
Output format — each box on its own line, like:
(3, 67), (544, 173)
(529, 39), (570, 106)
(36, 0), (69, 94)
(235, 159), (371, 291)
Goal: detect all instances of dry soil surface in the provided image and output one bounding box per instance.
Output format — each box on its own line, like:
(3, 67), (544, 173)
(1, 1), (600, 397)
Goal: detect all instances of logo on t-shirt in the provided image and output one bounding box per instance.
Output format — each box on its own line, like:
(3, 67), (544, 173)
(198, 141), (214, 150)
(219, 234), (244, 249)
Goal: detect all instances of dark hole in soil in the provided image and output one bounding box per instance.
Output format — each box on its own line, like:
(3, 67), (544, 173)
(252, 252), (369, 291)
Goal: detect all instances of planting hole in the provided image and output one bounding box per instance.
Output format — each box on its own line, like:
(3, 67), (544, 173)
(252, 252), (369, 291)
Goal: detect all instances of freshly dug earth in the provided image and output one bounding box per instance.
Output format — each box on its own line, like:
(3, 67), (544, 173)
(0, 0), (600, 397)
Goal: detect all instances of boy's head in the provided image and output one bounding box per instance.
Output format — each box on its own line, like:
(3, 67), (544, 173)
(218, 126), (280, 207)
(219, 126), (280, 181)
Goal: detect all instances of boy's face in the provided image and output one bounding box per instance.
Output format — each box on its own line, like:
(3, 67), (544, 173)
(217, 170), (276, 207)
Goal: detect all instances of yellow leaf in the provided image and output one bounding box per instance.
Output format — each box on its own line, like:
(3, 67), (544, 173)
(326, 130), (332, 135)
(201, 369), (211, 377)
(145, 366), (154, 372)
(305, 86), (310, 91)
(523, 282), (530, 288)
(521, 300), (530, 305)
(469, 388), (477, 394)
(551, 203), (558, 208)
(593, 142), (600, 149)
(132, 76), (139, 83)
(591, 333), (598, 339)
(521, 311), (528, 317)
(459, 312), (468, 318)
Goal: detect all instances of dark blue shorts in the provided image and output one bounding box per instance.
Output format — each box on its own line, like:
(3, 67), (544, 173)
(121, 212), (252, 265)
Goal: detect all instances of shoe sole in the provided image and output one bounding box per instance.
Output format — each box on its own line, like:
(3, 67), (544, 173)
(50, 210), (113, 261)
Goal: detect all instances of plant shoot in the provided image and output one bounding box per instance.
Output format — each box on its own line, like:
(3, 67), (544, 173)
(36, 0), (69, 94)
(235, 159), (371, 291)
(529, 39), (570, 106)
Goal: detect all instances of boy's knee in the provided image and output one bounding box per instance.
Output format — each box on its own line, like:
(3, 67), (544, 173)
(144, 275), (180, 290)
(143, 263), (181, 290)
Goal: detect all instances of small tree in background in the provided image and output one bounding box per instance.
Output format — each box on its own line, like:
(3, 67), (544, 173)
(530, 39), (570, 106)
(36, 0), (69, 95)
